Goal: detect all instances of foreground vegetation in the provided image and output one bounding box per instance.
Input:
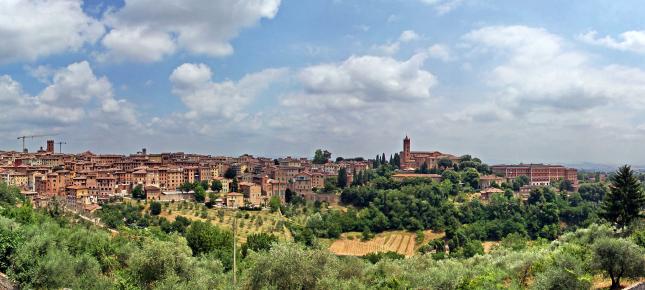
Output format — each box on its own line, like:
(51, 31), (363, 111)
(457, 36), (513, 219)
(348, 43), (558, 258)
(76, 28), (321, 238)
(0, 163), (644, 289)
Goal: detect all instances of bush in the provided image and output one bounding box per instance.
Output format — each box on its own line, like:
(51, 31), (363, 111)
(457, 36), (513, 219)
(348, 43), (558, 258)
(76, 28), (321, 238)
(362, 251), (404, 264)
(150, 201), (162, 216)
(415, 230), (424, 244)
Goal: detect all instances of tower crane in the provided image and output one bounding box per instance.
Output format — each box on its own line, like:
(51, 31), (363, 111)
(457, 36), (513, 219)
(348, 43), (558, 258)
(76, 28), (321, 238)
(56, 141), (67, 154)
(16, 134), (57, 152)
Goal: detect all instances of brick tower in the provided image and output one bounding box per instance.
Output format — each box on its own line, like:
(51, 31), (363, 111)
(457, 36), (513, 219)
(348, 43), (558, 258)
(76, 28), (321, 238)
(402, 135), (411, 164)
(46, 140), (54, 153)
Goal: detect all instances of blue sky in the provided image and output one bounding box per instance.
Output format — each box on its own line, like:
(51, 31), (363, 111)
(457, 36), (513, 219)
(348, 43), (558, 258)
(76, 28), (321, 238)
(2, 0), (645, 165)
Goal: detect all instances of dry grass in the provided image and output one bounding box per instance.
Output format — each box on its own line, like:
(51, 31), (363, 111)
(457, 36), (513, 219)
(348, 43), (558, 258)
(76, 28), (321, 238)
(591, 275), (645, 289)
(482, 241), (500, 253)
(329, 230), (445, 257)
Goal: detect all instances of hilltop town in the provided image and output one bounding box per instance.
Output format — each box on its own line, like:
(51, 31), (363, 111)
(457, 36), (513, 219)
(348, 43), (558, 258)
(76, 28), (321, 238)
(0, 136), (643, 290)
(0, 136), (582, 212)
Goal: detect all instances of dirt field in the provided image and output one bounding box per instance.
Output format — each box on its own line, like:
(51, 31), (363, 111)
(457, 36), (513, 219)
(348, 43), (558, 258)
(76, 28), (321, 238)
(329, 230), (445, 257)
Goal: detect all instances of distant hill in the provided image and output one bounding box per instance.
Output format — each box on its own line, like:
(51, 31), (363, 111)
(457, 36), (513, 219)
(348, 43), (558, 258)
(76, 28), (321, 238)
(565, 162), (618, 172)
(566, 162), (645, 172)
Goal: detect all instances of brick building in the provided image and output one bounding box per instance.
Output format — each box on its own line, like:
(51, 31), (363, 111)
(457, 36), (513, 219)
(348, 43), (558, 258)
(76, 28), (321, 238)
(490, 164), (578, 190)
(400, 135), (460, 170)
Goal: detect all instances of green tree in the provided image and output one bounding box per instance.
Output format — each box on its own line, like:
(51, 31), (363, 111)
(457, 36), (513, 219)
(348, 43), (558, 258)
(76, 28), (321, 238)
(131, 184), (145, 199)
(224, 167), (237, 179)
(150, 201), (162, 215)
(462, 168), (480, 189)
(285, 188), (294, 203)
(591, 238), (645, 290)
(578, 183), (607, 202)
(127, 236), (193, 288)
(441, 170), (460, 184)
(313, 149), (329, 164)
(601, 165), (645, 231)
(185, 221), (233, 257)
(0, 182), (22, 205)
(241, 233), (279, 257)
(337, 168), (348, 188)
(323, 177), (338, 193)
(419, 162), (429, 174)
(193, 185), (206, 203)
(210, 179), (223, 192)
(0, 217), (19, 272)
(438, 158), (453, 169)
(179, 181), (193, 193)
(243, 243), (337, 290)
(230, 177), (239, 193)
(559, 179), (574, 192)
(269, 196), (281, 213)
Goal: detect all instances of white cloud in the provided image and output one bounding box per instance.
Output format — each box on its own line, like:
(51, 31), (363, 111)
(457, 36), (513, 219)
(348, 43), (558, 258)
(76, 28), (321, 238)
(458, 25), (645, 136)
(284, 53), (435, 110)
(373, 30), (420, 55)
(154, 53), (438, 155)
(39, 62), (113, 106)
(0, 0), (104, 63)
(579, 30), (645, 54)
(427, 44), (455, 61)
(0, 61), (138, 133)
(170, 63), (287, 120)
(399, 30), (420, 42)
(100, 0), (281, 62)
(420, 0), (463, 15)
(99, 27), (176, 63)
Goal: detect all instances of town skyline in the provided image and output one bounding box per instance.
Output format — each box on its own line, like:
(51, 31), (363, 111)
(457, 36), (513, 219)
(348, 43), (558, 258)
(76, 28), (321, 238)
(0, 135), (639, 170)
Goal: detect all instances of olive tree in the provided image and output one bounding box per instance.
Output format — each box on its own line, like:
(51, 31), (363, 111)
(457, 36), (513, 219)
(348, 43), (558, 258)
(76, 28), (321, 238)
(591, 238), (645, 290)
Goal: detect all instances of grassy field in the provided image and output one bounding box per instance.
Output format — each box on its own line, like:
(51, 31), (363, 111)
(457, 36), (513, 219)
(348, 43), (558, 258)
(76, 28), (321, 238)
(328, 230), (445, 257)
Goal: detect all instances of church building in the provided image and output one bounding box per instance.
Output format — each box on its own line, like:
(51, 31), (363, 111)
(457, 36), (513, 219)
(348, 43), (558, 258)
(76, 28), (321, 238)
(400, 135), (460, 170)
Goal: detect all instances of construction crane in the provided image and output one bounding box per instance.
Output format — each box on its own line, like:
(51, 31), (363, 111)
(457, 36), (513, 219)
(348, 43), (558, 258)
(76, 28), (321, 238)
(16, 134), (57, 152)
(56, 141), (67, 154)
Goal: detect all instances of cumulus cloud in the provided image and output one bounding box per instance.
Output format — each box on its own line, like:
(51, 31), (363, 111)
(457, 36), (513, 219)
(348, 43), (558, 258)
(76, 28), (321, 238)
(461, 25), (645, 120)
(100, 0), (281, 62)
(157, 53), (439, 154)
(283, 53), (435, 110)
(0, 0), (104, 63)
(579, 30), (645, 54)
(0, 61), (138, 135)
(170, 63), (288, 120)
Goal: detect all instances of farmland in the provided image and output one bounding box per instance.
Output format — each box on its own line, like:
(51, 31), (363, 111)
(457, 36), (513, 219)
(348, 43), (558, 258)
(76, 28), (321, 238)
(132, 199), (292, 242)
(328, 230), (445, 257)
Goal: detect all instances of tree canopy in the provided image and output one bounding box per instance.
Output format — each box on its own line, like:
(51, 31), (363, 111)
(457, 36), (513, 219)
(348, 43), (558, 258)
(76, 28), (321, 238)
(601, 165), (645, 230)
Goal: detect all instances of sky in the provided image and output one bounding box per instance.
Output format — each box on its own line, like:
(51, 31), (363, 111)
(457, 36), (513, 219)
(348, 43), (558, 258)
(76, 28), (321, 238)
(2, 0), (645, 165)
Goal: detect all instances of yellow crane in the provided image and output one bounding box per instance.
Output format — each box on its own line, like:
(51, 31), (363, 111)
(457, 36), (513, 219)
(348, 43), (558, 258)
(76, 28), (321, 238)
(16, 134), (57, 152)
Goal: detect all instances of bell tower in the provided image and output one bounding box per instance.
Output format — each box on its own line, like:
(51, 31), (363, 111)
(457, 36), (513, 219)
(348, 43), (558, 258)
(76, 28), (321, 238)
(402, 135), (411, 163)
